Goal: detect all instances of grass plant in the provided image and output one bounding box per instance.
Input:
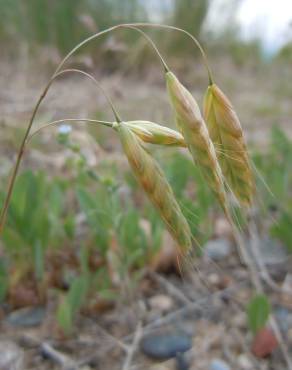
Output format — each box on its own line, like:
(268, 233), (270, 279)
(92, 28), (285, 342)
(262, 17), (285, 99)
(0, 22), (291, 367)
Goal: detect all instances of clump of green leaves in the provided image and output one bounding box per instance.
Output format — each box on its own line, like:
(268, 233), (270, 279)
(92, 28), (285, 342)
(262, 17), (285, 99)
(0, 170), (71, 282)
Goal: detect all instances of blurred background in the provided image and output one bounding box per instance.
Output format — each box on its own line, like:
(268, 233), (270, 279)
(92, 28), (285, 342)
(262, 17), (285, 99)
(1, 0), (292, 140)
(0, 1), (292, 370)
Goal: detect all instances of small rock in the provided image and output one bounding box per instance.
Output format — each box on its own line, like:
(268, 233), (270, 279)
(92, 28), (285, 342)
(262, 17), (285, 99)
(251, 327), (278, 358)
(251, 237), (288, 265)
(204, 238), (232, 261)
(274, 306), (292, 333)
(207, 273), (221, 286)
(6, 306), (45, 327)
(209, 359), (231, 370)
(207, 273), (232, 289)
(0, 341), (24, 370)
(237, 354), (253, 369)
(140, 332), (192, 360)
(149, 295), (174, 313)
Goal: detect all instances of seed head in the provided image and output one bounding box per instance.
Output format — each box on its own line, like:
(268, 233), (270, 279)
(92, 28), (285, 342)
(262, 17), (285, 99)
(166, 71), (230, 217)
(124, 120), (186, 147)
(204, 84), (254, 206)
(117, 122), (192, 252)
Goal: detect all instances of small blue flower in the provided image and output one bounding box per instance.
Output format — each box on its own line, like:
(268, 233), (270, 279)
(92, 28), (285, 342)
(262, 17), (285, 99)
(58, 124), (72, 135)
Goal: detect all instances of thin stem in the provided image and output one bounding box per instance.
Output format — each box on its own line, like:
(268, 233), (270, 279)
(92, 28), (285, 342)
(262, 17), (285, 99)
(0, 82), (50, 233)
(27, 118), (114, 143)
(120, 25), (169, 72)
(59, 69), (121, 122)
(122, 22), (214, 85)
(53, 25), (120, 76)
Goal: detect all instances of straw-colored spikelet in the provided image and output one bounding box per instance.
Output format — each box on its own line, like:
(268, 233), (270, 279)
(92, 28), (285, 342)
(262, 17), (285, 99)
(116, 122), (192, 252)
(124, 120), (186, 147)
(166, 71), (230, 216)
(204, 84), (254, 206)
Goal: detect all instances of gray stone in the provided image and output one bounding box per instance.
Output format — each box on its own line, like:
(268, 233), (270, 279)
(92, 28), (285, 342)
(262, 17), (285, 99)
(0, 341), (24, 370)
(209, 359), (231, 370)
(140, 332), (192, 360)
(6, 306), (45, 327)
(274, 306), (292, 333)
(203, 238), (232, 261)
(251, 236), (288, 265)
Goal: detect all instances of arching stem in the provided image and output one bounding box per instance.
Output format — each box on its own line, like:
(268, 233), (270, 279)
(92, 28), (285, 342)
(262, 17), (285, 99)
(123, 22), (214, 85)
(121, 25), (170, 72)
(61, 69), (121, 122)
(27, 118), (114, 144)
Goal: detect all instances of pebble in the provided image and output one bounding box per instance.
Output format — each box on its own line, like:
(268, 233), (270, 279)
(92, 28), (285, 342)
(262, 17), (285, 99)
(149, 294), (174, 313)
(237, 354), (254, 369)
(203, 238), (232, 261)
(274, 306), (292, 333)
(6, 306), (45, 327)
(251, 237), (288, 265)
(140, 332), (192, 360)
(0, 341), (24, 370)
(209, 359), (231, 370)
(207, 273), (221, 286)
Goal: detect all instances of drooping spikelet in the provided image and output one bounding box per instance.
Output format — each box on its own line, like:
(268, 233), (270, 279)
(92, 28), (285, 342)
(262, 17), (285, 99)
(116, 122), (192, 252)
(204, 84), (254, 206)
(166, 71), (230, 217)
(124, 120), (186, 147)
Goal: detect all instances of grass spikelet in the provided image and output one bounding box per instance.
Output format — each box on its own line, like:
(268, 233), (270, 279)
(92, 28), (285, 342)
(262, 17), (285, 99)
(204, 84), (254, 206)
(166, 71), (230, 217)
(116, 122), (192, 252)
(124, 120), (186, 147)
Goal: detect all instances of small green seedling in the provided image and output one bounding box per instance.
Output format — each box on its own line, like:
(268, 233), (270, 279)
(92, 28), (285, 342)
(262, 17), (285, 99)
(247, 294), (271, 335)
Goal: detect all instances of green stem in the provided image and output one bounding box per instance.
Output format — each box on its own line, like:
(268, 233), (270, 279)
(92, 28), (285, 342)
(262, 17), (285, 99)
(27, 118), (113, 143)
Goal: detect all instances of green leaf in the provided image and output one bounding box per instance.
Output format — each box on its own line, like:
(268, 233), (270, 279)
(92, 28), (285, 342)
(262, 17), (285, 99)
(33, 240), (44, 282)
(247, 294), (271, 335)
(56, 297), (73, 335)
(67, 275), (89, 316)
(0, 261), (8, 302)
